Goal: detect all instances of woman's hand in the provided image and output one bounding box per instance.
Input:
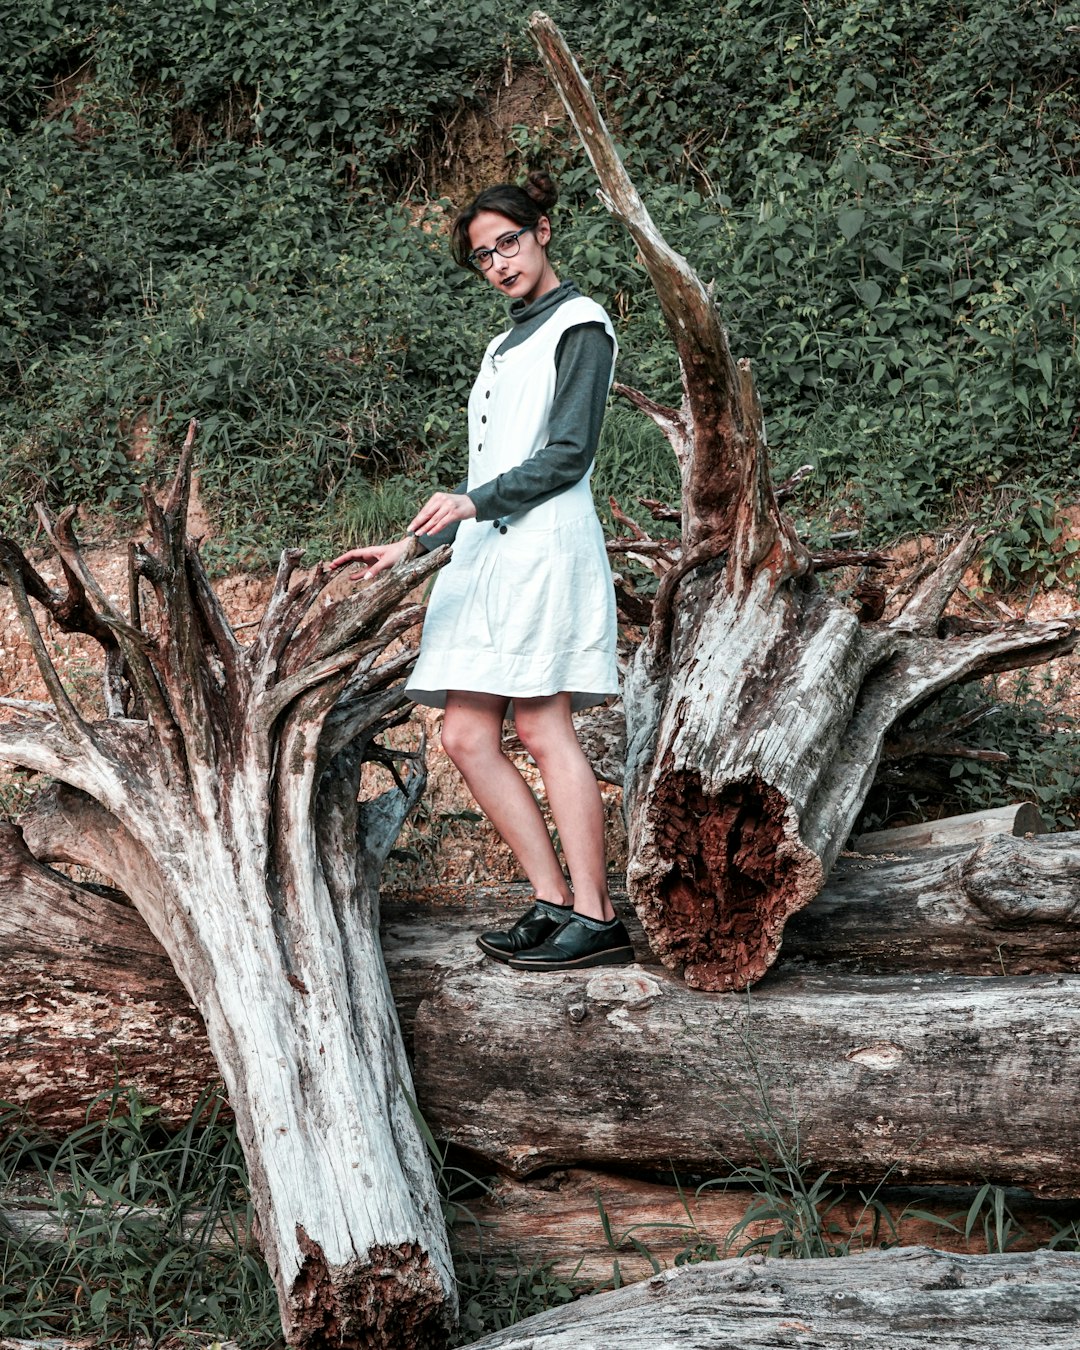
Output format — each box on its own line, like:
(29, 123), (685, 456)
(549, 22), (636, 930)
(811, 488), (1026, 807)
(328, 536), (412, 580)
(409, 492), (476, 538)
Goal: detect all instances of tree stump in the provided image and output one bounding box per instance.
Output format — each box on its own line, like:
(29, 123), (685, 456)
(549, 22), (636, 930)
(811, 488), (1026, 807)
(528, 12), (1077, 991)
(0, 425), (455, 1347)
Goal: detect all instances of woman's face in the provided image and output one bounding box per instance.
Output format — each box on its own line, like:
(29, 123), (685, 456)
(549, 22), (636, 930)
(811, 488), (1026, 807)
(468, 209), (559, 306)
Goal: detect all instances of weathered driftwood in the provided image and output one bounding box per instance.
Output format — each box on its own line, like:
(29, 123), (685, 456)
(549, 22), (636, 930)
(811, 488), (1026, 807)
(0, 429), (455, 1347)
(413, 962), (1080, 1192)
(460, 1247), (1080, 1350)
(528, 13), (1077, 991)
(855, 802), (1044, 853)
(452, 1169), (1073, 1287)
(5, 831), (1080, 1126)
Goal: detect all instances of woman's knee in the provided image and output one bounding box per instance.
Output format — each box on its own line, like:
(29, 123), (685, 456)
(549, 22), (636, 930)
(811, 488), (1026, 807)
(441, 695), (505, 769)
(513, 697), (576, 764)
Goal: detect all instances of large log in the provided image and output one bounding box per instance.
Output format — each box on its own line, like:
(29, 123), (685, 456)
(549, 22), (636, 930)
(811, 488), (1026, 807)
(413, 962), (1080, 1193)
(528, 13), (1077, 991)
(460, 1247), (1080, 1349)
(452, 1169), (1075, 1286)
(4, 833), (1080, 1127)
(0, 429), (456, 1346)
(7, 1166), (1072, 1293)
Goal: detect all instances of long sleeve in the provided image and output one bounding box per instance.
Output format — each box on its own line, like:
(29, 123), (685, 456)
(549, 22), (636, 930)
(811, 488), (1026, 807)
(466, 322), (614, 522)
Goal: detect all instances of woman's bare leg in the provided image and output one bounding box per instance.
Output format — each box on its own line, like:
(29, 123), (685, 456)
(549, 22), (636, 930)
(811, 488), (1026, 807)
(513, 693), (614, 922)
(441, 690), (572, 906)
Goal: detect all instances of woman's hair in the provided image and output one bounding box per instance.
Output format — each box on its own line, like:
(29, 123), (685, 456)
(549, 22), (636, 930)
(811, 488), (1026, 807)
(451, 171), (559, 268)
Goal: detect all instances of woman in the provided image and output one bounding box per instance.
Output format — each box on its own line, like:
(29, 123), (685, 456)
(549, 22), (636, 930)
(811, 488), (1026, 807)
(331, 172), (633, 972)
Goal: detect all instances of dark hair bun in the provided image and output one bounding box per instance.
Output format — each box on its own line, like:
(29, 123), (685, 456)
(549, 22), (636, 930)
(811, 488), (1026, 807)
(524, 171), (558, 212)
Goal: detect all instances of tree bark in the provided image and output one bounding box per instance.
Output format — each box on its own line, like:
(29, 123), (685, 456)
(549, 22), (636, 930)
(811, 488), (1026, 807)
(0, 429), (456, 1347)
(459, 1247), (1080, 1349)
(527, 13), (1078, 991)
(5, 832), (1080, 1127)
(413, 962), (1080, 1193)
(451, 1169), (1074, 1287)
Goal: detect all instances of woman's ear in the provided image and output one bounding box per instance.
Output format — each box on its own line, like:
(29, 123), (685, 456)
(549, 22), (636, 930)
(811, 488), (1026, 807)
(535, 215), (552, 246)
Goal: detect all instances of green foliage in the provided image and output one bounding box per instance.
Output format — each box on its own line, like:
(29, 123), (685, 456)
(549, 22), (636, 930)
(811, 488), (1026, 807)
(2, 0), (1077, 573)
(0, 1084), (584, 1343)
(0, 1086), (280, 1343)
(865, 671), (1080, 831)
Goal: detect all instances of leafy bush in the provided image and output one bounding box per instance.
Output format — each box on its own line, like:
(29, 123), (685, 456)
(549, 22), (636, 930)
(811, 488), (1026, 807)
(0, 0), (1077, 579)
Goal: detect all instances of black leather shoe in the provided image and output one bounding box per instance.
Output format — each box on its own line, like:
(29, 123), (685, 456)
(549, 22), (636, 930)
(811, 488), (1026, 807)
(508, 916), (635, 972)
(476, 902), (569, 963)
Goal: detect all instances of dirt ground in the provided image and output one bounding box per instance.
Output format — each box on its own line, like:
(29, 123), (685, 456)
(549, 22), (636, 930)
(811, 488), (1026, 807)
(1, 517), (1077, 889)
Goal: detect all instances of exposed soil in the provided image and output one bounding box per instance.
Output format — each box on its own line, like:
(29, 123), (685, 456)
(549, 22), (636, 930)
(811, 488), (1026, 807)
(1, 518), (1077, 889)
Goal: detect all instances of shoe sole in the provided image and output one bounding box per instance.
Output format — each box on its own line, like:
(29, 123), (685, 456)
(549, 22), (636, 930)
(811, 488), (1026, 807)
(476, 936), (515, 963)
(508, 945), (636, 972)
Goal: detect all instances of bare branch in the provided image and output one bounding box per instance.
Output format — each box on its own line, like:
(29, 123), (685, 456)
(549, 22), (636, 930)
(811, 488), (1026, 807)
(774, 464), (814, 506)
(892, 529), (980, 633)
(0, 544), (95, 748)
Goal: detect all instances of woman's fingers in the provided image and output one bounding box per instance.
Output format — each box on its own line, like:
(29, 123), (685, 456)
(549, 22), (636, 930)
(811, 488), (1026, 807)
(328, 545), (382, 571)
(409, 492), (476, 537)
(328, 538), (411, 578)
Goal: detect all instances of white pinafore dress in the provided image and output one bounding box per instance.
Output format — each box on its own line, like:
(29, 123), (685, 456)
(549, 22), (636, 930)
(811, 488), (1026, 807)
(406, 295), (619, 713)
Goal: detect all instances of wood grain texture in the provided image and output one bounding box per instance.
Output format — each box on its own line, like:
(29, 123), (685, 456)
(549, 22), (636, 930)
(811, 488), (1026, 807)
(413, 961), (1080, 1191)
(0, 433), (456, 1346)
(459, 1246), (1080, 1349)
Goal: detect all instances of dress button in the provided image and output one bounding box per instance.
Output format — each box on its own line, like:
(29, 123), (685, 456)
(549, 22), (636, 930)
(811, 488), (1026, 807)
(492, 519), (501, 529)
(477, 443), (482, 452)
(485, 390), (491, 399)
(499, 526), (507, 535)
(481, 415), (487, 423)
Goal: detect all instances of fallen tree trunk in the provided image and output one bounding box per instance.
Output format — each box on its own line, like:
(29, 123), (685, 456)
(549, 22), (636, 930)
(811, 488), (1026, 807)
(460, 1247), (1080, 1350)
(7, 1166), (1072, 1293)
(4, 831), (1080, 1127)
(451, 1169), (1075, 1286)
(0, 430), (456, 1346)
(413, 962), (1080, 1193)
(528, 13), (1077, 991)
(784, 828), (1080, 975)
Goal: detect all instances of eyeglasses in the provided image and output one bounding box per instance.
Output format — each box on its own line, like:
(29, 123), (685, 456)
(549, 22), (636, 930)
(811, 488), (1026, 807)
(466, 226), (535, 271)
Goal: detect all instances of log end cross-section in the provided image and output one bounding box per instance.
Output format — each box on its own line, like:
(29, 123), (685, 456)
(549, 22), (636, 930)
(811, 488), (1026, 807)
(290, 1230), (448, 1350)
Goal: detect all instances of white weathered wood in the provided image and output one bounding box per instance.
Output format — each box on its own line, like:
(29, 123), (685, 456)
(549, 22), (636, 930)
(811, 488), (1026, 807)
(459, 1246), (1080, 1349)
(0, 437), (456, 1346)
(856, 802), (1045, 853)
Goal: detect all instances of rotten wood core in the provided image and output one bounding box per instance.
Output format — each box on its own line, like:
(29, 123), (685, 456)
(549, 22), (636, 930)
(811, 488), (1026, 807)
(290, 1236), (447, 1350)
(646, 770), (801, 990)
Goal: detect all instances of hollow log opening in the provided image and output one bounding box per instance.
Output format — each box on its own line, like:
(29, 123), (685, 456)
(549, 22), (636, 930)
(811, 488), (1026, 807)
(647, 770), (799, 990)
